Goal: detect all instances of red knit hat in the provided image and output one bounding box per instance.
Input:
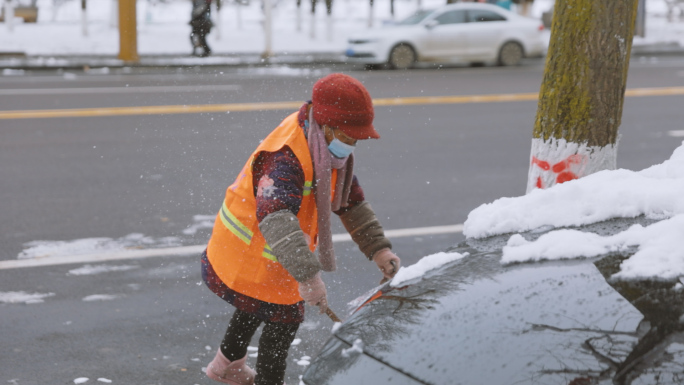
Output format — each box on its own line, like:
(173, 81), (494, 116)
(311, 73), (380, 140)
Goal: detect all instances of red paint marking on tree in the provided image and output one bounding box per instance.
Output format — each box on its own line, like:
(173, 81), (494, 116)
(551, 154), (583, 173)
(531, 154), (585, 189)
(531, 157), (550, 171)
(556, 171), (578, 184)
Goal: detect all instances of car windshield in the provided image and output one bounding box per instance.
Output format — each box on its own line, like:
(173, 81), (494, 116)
(395, 9), (434, 25)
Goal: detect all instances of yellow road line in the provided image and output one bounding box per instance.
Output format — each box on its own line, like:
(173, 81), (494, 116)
(0, 101), (303, 120)
(624, 87), (684, 97)
(1, 86), (683, 120)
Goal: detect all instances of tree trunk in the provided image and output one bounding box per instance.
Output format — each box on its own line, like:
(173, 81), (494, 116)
(310, 0), (316, 39)
(325, 0), (332, 41)
(81, 0), (88, 36)
(526, 0), (639, 194)
(367, 0), (373, 27)
(262, 0), (273, 58)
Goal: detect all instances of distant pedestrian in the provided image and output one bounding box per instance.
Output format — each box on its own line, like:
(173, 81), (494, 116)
(190, 0), (213, 57)
(202, 73), (401, 385)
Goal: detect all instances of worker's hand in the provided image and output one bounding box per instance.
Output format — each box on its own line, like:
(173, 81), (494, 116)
(298, 273), (328, 314)
(373, 248), (401, 282)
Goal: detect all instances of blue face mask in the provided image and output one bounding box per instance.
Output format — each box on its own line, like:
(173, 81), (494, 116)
(328, 138), (356, 159)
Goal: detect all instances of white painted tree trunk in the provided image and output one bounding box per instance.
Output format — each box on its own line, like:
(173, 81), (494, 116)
(81, 8), (88, 36)
(526, 138), (618, 194)
(5, 0), (14, 32)
(367, 1), (373, 28)
(215, 2), (221, 40)
(236, 1), (242, 30)
(52, 0), (60, 21)
(144, 0), (152, 24)
(309, 10), (316, 39)
(326, 13), (332, 41)
(109, 0), (118, 27)
(262, 0), (273, 58)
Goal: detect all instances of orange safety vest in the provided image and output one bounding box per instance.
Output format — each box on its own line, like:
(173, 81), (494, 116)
(207, 112), (337, 305)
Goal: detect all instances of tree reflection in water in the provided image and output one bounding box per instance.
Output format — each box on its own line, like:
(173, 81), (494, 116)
(594, 253), (684, 385)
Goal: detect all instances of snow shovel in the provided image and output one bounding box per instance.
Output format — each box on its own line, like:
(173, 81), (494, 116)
(324, 261), (397, 324)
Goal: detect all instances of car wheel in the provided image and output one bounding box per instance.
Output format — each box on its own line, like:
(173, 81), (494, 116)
(388, 44), (416, 70)
(498, 41), (524, 66)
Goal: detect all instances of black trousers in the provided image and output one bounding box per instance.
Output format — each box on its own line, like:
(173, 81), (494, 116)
(221, 309), (300, 385)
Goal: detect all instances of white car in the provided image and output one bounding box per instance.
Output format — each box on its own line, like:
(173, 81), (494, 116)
(345, 3), (546, 69)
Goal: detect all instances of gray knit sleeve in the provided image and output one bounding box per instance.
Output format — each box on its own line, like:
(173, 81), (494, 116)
(259, 210), (322, 282)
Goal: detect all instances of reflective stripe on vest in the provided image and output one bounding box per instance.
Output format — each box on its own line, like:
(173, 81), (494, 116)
(303, 181), (312, 196)
(219, 201), (253, 245)
(220, 200), (279, 262)
(262, 244), (276, 261)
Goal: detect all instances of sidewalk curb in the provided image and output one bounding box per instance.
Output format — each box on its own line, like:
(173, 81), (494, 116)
(0, 52), (349, 71)
(2, 44), (683, 71)
(632, 42), (684, 57)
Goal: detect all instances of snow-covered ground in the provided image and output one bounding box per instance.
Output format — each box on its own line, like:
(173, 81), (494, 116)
(0, 0), (682, 56)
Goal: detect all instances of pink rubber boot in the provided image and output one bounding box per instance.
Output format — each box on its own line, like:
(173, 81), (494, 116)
(206, 349), (256, 385)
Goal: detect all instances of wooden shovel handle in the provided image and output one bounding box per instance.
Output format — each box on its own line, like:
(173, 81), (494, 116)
(325, 307), (342, 323)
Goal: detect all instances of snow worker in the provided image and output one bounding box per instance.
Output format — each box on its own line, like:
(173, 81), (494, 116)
(201, 73), (401, 385)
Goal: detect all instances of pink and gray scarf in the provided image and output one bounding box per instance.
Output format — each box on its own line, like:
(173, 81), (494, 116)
(306, 105), (354, 272)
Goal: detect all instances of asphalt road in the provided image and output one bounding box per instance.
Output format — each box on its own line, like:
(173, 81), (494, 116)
(1, 57), (684, 385)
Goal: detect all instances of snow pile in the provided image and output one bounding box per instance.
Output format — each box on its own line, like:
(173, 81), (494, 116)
(2, 69), (25, 76)
(502, 214), (684, 279)
(341, 339), (364, 358)
(465, 142), (684, 281)
(390, 251), (465, 287)
(68, 264), (139, 275)
(0, 291), (55, 304)
(464, 141), (684, 238)
(18, 233), (182, 259)
(82, 294), (119, 301)
(182, 215), (215, 235)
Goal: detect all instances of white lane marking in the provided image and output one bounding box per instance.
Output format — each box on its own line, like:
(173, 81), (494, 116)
(332, 224), (464, 242)
(668, 130), (684, 137)
(0, 245), (205, 270)
(0, 84), (242, 96)
(0, 224), (464, 270)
